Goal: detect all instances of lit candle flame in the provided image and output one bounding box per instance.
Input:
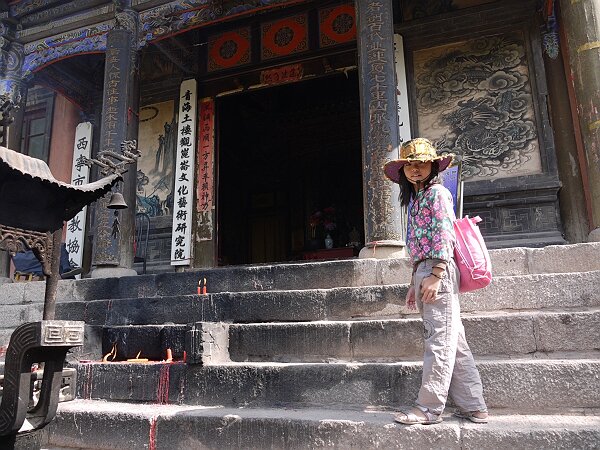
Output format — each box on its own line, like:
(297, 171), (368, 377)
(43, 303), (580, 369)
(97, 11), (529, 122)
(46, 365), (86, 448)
(102, 343), (117, 362)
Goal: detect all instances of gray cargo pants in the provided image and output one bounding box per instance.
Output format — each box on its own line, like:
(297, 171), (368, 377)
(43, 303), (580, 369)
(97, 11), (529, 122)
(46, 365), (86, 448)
(413, 258), (487, 415)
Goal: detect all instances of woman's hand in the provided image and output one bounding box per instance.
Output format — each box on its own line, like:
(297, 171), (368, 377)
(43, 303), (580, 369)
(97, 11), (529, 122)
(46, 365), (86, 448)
(420, 275), (441, 303)
(406, 285), (416, 310)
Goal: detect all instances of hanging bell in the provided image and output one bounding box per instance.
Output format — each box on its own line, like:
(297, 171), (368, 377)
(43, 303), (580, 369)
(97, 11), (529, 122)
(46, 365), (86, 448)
(107, 192), (128, 209)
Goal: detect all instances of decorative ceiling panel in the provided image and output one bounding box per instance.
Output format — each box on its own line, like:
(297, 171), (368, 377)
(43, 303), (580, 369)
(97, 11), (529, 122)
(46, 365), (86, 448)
(261, 14), (308, 60)
(319, 4), (356, 48)
(207, 27), (251, 72)
(139, 0), (305, 47)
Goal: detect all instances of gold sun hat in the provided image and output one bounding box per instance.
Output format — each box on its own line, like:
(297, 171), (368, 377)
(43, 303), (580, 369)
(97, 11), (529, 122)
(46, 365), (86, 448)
(383, 138), (455, 184)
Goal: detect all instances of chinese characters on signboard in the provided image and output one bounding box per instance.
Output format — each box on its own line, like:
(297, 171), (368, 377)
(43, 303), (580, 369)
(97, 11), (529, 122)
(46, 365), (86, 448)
(196, 98), (215, 241)
(104, 46), (121, 154)
(260, 64), (304, 86)
(365, 1), (391, 156)
(358, 0), (402, 242)
(394, 34), (412, 145)
(65, 122), (93, 275)
(93, 40), (126, 266)
(171, 79), (197, 265)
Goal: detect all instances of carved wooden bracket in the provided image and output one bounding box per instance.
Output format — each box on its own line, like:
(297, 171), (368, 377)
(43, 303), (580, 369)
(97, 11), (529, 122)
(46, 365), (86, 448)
(0, 224), (53, 276)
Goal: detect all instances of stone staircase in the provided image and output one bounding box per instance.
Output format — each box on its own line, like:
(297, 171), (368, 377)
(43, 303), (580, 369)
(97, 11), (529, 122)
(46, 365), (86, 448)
(1, 243), (600, 449)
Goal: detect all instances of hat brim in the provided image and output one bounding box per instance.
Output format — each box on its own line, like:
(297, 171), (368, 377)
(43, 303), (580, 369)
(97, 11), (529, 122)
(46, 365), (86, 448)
(383, 154), (454, 184)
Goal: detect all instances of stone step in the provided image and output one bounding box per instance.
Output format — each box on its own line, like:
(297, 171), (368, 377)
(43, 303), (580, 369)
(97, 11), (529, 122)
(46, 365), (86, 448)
(74, 306), (600, 369)
(45, 401), (600, 450)
(227, 308), (600, 362)
(3, 242), (600, 307)
(54, 271), (600, 327)
(101, 324), (187, 361)
(73, 357), (600, 410)
(74, 305), (599, 369)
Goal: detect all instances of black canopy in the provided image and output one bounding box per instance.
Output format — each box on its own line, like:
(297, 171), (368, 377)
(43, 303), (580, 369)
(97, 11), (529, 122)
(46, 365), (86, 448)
(0, 146), (121, 232)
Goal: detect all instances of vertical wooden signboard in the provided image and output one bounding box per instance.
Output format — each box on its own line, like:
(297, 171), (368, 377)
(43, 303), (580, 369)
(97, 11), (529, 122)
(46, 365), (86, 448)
(196, 98), (215, 242)
(66, 122), (93, 276)
(394, 34), (412, 146)
(171, 79), (197, 266)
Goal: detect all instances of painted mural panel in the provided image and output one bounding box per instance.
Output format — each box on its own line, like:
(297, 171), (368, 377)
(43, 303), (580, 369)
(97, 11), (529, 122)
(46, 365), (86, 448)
(414, 31), (542, 181)
(136, 101), (176, 217)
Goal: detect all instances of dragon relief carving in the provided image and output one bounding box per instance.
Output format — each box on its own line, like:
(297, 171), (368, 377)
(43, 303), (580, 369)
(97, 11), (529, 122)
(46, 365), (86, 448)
(414, 33), (541, 181)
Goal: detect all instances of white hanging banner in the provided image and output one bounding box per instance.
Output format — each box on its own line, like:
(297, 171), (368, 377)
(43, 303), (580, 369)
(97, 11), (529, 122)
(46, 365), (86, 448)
(171, 79), (197, 266)
(394, 34), (412, 146)
(65, 122), (93, 277)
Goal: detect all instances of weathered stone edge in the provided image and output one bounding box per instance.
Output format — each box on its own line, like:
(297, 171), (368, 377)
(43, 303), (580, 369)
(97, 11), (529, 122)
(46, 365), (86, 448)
(3, 242), (600, 305)
(73, 359), (600, 409)
(45, 402), (600, 450)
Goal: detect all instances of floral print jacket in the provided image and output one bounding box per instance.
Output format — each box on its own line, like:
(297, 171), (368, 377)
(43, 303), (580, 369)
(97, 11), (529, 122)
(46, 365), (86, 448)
(407, 183), (456, 265)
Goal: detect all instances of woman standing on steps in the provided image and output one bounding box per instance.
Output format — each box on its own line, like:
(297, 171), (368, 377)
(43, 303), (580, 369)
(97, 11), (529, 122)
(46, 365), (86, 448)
(383, 138), (488, 425)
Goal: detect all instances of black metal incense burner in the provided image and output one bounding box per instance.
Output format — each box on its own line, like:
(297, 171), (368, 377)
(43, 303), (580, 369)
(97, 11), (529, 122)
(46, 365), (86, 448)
(0, 142), (137, 448)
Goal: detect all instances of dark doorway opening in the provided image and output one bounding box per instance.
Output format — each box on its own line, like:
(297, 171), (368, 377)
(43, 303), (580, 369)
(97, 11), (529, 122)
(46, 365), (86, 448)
(217, 71), (363, 265)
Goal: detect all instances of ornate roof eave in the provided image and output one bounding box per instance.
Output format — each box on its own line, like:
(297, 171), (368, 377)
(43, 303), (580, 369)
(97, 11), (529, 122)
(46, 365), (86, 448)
(21, 20), (113, 78)
(0, 145), (122, 232)
(19, 0), (311, 78)
(16, 3), (115, 44)
(138, 0), (310, 47)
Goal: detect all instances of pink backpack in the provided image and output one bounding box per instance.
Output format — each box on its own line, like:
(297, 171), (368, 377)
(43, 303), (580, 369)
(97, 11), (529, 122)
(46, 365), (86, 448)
(453, 216), (492, 293)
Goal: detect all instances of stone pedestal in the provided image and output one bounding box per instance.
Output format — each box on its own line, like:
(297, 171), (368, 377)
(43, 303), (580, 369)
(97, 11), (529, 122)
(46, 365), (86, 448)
(587, 227), (600, 242)
(359, 241), (406, 259)
(90, 266), (137, 279)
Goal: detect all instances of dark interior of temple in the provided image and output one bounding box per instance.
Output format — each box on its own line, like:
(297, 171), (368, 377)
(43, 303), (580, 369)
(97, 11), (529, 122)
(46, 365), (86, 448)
(217, 70), (363, 265)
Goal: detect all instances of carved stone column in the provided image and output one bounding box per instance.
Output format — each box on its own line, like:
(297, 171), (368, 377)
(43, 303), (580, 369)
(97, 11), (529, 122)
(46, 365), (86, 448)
(355, 0), (405, 258)
(0, 15), (25, 280)
(0, 15), (25, 147)
(559, 0), (600, 239)
(91, 6), (139, 278)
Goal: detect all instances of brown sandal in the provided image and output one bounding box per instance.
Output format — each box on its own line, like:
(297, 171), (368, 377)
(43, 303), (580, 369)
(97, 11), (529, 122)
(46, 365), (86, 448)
(453, 409), (489, 423)
(394, 408), (442, 425)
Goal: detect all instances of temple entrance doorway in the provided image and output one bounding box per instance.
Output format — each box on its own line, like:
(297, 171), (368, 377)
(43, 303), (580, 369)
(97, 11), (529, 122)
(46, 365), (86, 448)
(217, 71), (363, 265)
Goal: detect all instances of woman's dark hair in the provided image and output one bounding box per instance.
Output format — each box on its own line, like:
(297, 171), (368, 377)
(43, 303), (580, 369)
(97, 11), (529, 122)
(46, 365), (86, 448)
(397, 160), (441, 207)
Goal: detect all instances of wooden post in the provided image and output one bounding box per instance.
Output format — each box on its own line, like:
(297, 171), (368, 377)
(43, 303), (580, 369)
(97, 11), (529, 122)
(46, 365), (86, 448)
(559, 0), (600, 237)
(42, 230), (62, 320)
